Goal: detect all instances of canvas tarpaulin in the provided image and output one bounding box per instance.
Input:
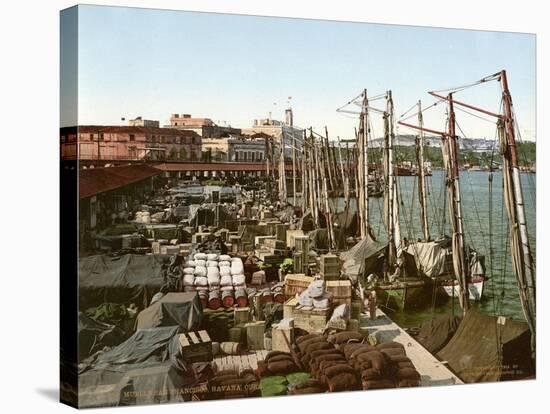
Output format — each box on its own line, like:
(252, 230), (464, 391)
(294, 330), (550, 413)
(340, 236), (387, 282)
(405, 239), (450, 279)
(135, 292), (202, 331)
(437, 309), (534, 382)
(416, 314), (462, 354)
(78, 326), (196, 407)
(79, 254), (168, 310)
(78, 312), (125, 361)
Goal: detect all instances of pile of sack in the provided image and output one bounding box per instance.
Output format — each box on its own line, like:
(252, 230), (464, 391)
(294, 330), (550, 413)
(182, 253), (247, 309)
(341, 340), (421, 389)
(207, 368), (259, 400)
(295, 333), (359, 392)
(257, 351), (300, 377)
(297, 279), (332, 309)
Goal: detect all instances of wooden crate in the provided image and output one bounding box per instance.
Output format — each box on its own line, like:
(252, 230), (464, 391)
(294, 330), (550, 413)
(293, 305), (331, 333)
(284, 274), (313, 299)
(245, 321), (265, 350)
(286, 229), (305, 248)
(326, 280), (352, 306)
(179, 330), (213, 362)
(319, 254), (342, 280)
(234, 307), (251, 326)
(285, 297), (327, 332)
(272, 324), (294, 352)
(283, 297), (298, 319)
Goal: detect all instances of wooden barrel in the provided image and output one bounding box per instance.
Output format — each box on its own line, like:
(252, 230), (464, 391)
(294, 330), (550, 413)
(198, 291), (209, 309)
(222, 290), (235, 308)
(235, 288), (248, 307)
(220, 341), (243, 355)
(209, 290), (221, 310)
(273, 290), (285, 304)
(261, 289), (273, 303)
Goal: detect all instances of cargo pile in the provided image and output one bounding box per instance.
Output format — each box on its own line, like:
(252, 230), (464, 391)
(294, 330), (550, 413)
(342, 340), (421, 389)
(182, 253), (248, 310)
(296, 333), (360, 392)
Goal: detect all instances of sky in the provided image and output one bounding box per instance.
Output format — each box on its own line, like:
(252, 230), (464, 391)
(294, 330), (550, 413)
(70, 5), (536, 141)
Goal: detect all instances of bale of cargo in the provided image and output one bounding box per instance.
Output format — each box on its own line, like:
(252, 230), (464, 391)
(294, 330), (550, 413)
(222, 290), (235, 308)
(232, 274), (246, 286)
(183, 267), (195, 274)
(207, 274), (220, 287)
(209, 290), (222, 310)
(288, 379), (325, 395)
(219, 254), (231, 262)
(183, 274), (195, 286)
(194, 253), (207, 260)
(326, 372), (359, 392)
(219, 266), (231, 277)
(195, 259), (206, 267)
(194, 276), (208, 287)
(184, 260), (196, 267)
(220, 275), (233, 287)
(194, 266), (207, 277)
(207, 253), (219, 261)
(328, 331), (364, 345)
(230, 258), (244, 275)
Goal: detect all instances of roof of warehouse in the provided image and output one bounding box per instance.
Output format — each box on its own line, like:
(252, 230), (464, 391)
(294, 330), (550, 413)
(79, 164), (160, 199)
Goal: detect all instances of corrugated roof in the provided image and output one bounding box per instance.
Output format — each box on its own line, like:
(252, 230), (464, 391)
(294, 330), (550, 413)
(79, 164), (160, 199)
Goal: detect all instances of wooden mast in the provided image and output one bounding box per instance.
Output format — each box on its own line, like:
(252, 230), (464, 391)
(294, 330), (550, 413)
(498, 69), (536, 352)
(384, 91), (402, 268)
(446, 93), (470, 313)
(416, 100), (430, 241)
(357, 89), (370, 239)
(292, 130), (297, 206)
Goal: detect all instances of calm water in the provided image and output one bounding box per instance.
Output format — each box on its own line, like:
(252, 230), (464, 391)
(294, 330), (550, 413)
(321, 170), (536, 328)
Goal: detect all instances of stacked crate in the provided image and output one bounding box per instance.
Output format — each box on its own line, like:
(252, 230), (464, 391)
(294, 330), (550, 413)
(283, 274), (314, 299)
(326, 280), (353, 307)
(319, 254), (342, 281)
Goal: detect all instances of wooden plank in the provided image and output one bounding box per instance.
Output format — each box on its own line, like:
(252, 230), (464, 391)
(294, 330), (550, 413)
(188, 331), (199, 344)
(198, 330), (210, 342)
(178, 334), (189, 347)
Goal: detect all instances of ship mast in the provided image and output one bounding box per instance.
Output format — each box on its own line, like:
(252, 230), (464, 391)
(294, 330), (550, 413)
(357, 89), (370, 239)
(446, 93), (470, 313)
(416, 100), (430, 241)
(498, 69), (536, 353)
(384, 91), (402, 268)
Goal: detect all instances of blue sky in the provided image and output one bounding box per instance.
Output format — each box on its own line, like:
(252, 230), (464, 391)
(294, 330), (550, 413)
(74, 5), (536, 141)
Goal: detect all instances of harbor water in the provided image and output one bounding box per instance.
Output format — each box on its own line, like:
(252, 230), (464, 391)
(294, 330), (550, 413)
(321, 170), (536, 329)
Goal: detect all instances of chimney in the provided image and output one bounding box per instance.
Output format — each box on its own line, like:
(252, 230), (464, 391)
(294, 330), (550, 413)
(285, 108), (293, 126)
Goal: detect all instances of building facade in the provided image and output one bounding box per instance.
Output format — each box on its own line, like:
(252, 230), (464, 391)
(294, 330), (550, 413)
(128, 117), (160, 128)
(168, 113), (241, 138)
(60, 126), (202, 162)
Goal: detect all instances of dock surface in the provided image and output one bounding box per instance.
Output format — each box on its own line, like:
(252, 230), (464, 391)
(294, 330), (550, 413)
(360, 309), (463, 386)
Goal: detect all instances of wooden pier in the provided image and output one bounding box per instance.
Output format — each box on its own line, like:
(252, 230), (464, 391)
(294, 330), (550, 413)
(360, 309), (463, 386)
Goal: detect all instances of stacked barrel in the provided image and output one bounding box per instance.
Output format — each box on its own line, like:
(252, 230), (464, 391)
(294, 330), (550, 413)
(182, 252), (248, 310)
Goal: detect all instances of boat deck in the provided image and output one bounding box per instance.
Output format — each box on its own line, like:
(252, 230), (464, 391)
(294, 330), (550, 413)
(360, 309), (463, 386)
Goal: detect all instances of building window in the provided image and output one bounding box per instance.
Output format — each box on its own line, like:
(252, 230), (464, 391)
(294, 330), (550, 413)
(174, 122), (178, 126)
(99, 133), (104, 141)
(89, 133), (94, 140)
(129, 134), (135, 141)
